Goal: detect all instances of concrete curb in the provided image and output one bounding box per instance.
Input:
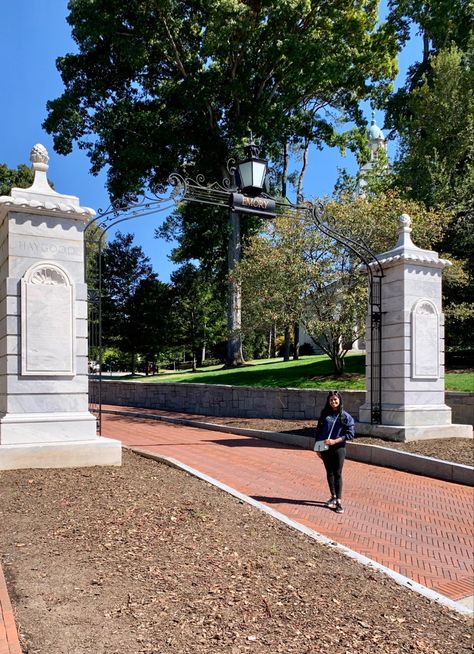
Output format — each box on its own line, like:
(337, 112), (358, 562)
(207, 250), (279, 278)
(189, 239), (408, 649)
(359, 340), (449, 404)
(128, 446), (474, 618)
(103, 408), (474, 487)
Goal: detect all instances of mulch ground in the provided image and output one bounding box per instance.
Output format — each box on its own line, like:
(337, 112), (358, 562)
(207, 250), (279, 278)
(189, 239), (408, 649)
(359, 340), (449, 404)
(0, 449), (472, 654)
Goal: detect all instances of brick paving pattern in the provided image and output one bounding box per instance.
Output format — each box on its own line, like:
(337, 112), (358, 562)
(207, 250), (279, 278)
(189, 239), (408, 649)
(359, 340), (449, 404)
(101, 409), (474, 603)
(0, 564), (22, 654)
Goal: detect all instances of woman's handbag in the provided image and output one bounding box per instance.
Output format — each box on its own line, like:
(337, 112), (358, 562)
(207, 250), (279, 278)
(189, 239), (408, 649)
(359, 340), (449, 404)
(313, 415), (338, 452)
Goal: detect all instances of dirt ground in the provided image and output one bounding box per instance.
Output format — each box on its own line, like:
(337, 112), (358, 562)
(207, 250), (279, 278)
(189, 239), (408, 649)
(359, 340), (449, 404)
(0, 447), (473, 654)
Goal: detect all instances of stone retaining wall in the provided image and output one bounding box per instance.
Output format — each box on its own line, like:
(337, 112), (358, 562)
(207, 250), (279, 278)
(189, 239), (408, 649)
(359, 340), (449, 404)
(93, 380), (473, 426)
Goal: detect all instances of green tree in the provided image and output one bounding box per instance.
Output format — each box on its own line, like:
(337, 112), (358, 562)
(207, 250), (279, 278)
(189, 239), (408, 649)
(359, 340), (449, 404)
(44, 0), (399, 366)
(386, 0), (473, 124)
(237, 213), (313, 361)
(100, 232), (156, 371)
(126, 275), (173, 372)
(0, 163), (34, 195)
(239, 191), (447, 374)
(170, 263), (225, 371)
(390, 47), (473, 217)
(387, 45), (474, 347)
(45, 0), (398, 197)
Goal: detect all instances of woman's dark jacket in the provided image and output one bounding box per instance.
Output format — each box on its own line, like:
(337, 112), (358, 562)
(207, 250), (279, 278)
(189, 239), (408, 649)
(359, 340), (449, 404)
(315, 411), (355, 447)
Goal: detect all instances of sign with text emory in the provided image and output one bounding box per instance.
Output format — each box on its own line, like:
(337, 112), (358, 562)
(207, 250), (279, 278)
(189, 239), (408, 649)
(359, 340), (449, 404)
(231, 193), (276, 218)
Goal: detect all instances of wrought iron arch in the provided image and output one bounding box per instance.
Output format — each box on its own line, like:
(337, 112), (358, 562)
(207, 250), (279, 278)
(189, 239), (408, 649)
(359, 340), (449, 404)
(85, 170), (383, 433)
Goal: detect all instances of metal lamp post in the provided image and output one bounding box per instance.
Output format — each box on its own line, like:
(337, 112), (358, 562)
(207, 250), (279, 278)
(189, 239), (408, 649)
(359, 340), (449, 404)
(226, 140), (275, 367)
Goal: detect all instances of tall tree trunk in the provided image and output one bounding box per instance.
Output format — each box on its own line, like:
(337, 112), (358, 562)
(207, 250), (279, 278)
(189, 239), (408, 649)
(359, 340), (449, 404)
(281, 138), (288, 198)
(226, 210), (245, 366)
(282, 324), (291, 362)
(297, 138), (309, 199)
(293, 321), (300, 360)
(270, 322), (277, 358)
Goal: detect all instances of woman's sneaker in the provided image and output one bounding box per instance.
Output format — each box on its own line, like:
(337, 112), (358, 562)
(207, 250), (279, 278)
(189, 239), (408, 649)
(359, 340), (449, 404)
(325, 497), (337, 509)
(335, 501), (344, 514)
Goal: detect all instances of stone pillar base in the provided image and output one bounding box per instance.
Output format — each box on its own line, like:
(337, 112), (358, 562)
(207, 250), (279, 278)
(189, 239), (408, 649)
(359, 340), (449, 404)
(355, 421), (472, 442)
(0, 412), (99, 444)
(0, 438), (122, 470)
(359, 403), (453, 427)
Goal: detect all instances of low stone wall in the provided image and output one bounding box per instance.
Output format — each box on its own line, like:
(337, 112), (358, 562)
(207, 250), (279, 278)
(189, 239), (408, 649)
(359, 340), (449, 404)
(446, 392), (474, 426)
(93, 380), (473, 426)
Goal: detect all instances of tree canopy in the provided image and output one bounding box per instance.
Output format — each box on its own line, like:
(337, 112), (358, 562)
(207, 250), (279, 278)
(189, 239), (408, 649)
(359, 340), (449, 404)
(45, 0), (399, 201)
(0, 163), (34, 196)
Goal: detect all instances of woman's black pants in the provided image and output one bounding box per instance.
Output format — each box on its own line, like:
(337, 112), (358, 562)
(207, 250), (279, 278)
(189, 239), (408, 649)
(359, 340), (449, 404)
(321, 446), (346, 499)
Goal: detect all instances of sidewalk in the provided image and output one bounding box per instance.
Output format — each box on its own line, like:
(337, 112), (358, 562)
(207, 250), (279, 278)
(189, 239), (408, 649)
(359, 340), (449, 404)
(101, 408), (474, 612)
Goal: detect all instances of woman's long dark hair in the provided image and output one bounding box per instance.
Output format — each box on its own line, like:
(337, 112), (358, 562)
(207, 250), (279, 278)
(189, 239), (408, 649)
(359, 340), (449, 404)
(317, 391), (346, 430)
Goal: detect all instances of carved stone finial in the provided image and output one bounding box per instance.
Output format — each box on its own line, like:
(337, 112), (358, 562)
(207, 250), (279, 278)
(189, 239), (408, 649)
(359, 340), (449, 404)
(399, 213), (411, 228)
(30, 144), (49, 169)
(394, 213), (415, 249)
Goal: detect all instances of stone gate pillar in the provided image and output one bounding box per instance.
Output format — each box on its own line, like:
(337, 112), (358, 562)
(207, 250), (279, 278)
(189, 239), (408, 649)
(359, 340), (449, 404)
(0, 144), (122, 469)
(358, 213), (471, 441)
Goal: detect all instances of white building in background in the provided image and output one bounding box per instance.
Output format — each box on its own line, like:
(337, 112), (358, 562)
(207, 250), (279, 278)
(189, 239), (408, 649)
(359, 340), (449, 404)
(357, 112), (388, 197)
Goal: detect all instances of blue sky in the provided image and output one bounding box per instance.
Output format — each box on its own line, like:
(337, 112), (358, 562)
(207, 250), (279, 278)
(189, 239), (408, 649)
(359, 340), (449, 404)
(0, 1), (420, 281)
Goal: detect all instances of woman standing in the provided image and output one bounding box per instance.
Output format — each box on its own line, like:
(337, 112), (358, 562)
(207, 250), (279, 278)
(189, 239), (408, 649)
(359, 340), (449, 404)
(314, 391), (355, 514)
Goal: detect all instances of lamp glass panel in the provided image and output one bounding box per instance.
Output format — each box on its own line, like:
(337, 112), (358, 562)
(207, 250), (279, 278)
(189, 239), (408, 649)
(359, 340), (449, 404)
(252, 161), (266, 189)
(238, 161), (253, 190)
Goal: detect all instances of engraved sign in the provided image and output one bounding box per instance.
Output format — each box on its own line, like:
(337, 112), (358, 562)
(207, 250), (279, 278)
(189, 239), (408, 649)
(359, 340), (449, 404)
(12, 235), (81, 260)
(411, 300), (439, 379)
(231, 192), (276, 217)
(21, 263), (75, 376)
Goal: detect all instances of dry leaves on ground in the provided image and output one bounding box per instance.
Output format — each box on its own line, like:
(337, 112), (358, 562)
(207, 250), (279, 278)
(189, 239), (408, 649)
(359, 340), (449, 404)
(0, 450), (472, 654)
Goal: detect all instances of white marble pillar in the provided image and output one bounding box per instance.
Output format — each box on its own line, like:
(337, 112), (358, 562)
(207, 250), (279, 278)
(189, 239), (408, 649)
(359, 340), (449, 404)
(0, 144), (122, 469)
(358, 214), (471, 441)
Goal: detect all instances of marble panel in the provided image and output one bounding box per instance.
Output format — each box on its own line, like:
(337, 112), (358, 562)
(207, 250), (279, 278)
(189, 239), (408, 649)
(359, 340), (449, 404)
(21, 264), (75, 376)
(75, 283), (88, 301)
(0, 315), (20, 338)
(9, 213), (84, 240)
(8, 257), (84, 284)
(6, 393), (89, 414)
(3, 372), (88, 394)
(380, 350), (411, 366)
(76, 300), (88, 320)
(0, 278), (20, 301)
(75, 318), (88, 339)
(76, 337), (88, 357)
(9, 234), (83, 264)
(381, 374), (444, 392)
(0, 296), (20, 318)
(382, 321), (411, 340)
(75, 357), (88, 376)
(380, 336), (410, 352)
(411, 299), (439, 379)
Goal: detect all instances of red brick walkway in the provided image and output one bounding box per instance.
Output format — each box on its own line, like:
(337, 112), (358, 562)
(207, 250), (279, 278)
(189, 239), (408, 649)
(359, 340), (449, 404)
(0, 564), (22, 654)
(102, 410), (474, 604)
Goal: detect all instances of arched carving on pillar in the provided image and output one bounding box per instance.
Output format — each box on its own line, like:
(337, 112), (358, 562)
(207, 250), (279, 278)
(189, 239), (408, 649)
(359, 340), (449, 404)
(411, 299), (439, 380)
(21, 262), (75, 376)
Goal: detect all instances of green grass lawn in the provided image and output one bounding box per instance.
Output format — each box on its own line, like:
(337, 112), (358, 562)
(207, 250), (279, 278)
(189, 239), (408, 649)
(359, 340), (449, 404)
(122, 354), (473, 392)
